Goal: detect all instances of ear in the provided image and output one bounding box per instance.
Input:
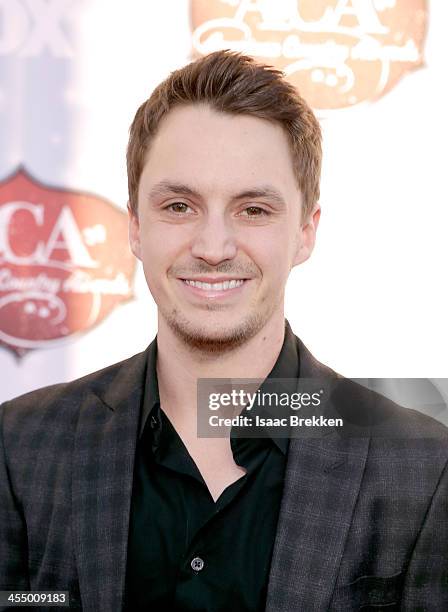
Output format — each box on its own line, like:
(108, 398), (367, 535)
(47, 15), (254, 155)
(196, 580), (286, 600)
(127, 202), (142, 261)
(292, 203), (321, 267)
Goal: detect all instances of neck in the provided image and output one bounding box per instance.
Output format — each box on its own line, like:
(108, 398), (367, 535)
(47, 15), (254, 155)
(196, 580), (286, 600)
(156, 311), (286, 423)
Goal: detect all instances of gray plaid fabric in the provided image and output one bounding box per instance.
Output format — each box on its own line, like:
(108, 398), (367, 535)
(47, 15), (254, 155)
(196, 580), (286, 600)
(1, 336), (447, 611)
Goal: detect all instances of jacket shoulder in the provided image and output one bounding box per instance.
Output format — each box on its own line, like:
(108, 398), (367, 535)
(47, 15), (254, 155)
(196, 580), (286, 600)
(295, 333), (448, 456)
(1, 348), (149, 424)
(335, 376), (448, 450)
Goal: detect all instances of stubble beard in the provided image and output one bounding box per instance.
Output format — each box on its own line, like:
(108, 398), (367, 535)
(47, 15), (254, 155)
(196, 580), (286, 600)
(161, 302), (277, 355)
(158, 261), (284, 354)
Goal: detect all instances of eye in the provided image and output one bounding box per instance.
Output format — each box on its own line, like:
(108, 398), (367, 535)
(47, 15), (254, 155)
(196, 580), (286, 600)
(240, 206), (269, 218)
(166, 202), (193, 214)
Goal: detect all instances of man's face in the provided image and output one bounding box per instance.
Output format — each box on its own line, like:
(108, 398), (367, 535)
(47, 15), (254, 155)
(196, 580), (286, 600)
(129, 104), (319, 351)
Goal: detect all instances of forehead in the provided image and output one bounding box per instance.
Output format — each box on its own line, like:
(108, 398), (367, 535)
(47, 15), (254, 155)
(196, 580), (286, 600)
(139, 104), (298, 198)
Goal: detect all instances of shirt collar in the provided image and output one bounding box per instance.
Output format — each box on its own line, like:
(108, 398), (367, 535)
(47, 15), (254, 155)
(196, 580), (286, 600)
(247, 319), (300, 454)
(139, 319), (300, 454)
(139, 337), (159, 439)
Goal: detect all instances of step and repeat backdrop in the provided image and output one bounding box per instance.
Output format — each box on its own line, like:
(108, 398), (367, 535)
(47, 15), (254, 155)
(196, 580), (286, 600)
(0, 1), (447, 420)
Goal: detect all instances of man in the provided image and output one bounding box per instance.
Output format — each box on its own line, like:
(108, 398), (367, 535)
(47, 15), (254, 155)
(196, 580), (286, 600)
(1, 51), (447, 611)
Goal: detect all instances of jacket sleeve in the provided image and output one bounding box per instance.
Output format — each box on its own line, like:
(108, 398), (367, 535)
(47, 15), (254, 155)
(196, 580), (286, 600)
(402, 458), (448, 610)
(0, 402), (30, 591)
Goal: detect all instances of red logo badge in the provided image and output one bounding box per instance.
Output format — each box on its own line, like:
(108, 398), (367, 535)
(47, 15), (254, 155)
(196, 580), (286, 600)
(0, 167), (135, 356)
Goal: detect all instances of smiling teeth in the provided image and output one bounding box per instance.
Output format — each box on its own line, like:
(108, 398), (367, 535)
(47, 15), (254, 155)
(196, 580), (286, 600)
(184, 279), (244, 290)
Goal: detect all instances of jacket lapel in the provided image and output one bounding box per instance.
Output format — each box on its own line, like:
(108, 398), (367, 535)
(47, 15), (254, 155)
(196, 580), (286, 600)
(72, 345), (151, 612)
(266, 337), (370, 611)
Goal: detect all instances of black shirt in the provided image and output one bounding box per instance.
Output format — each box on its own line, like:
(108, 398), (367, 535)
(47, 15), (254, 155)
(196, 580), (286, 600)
(124, 321), (300, 611)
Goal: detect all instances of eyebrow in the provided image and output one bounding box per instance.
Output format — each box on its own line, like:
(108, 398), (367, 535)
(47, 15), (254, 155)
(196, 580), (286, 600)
(147, 180), (287, 208)
(234, 188), (286, 208)
(148, 181), (199, 200)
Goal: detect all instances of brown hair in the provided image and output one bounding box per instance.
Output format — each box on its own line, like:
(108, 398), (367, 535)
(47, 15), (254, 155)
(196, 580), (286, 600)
(127, 50), (322, 220)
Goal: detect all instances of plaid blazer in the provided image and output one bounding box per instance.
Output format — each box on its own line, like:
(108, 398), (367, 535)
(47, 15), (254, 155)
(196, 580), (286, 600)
(1, 335), (447, 611)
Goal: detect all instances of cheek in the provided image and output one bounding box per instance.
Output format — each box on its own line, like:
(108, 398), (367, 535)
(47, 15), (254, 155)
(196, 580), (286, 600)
(141, 223), (187, 264)
(244, 227), (294, 276)
(139, 223), (195, 297)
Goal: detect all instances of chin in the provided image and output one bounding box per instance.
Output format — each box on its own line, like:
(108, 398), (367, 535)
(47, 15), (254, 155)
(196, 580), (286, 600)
(164, 308), (267, 354)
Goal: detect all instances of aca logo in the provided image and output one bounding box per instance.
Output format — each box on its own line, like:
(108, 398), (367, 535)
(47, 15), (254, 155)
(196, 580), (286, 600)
(191, 0), (427, 109)
(0, 168), (135, 356)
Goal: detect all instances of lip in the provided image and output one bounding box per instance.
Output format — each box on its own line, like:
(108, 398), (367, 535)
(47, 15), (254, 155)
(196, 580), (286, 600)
(179, 276), (248, 283)
(177, 278), (249, 300)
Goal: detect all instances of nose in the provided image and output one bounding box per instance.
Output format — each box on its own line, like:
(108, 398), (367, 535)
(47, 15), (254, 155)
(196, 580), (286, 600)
(190, 212), (237, 265)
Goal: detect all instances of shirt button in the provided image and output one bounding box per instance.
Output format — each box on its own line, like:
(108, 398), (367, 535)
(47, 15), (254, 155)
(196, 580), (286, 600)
(150, 415), (159, 429)
(191, 557), (205, 572)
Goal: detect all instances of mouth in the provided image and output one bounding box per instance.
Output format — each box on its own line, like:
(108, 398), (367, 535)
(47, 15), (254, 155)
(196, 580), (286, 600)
(178, 277), (249, 299)
(183, 279), (245, 291)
